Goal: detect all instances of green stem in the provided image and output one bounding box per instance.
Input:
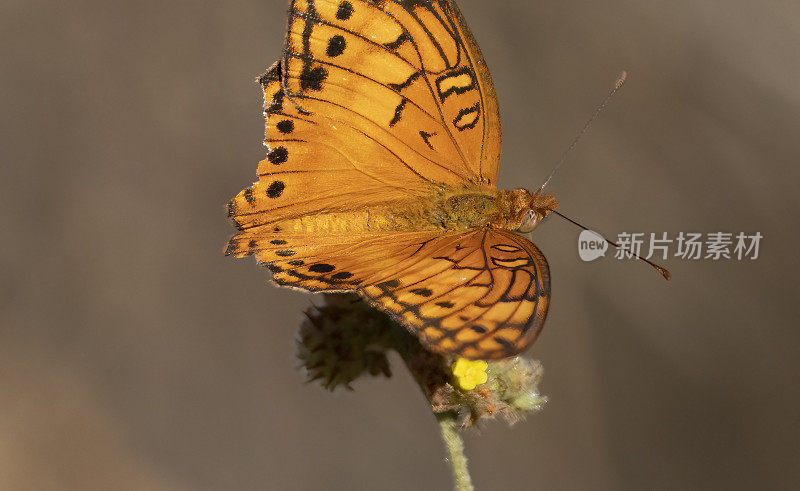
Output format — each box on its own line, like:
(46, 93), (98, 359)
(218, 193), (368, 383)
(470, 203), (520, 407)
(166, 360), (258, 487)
(390, 326), (474, 489)
(436, 411), (474, 491)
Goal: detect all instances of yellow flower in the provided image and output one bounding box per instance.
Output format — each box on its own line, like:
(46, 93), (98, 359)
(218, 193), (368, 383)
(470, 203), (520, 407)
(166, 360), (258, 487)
(451, 358), (489, 391)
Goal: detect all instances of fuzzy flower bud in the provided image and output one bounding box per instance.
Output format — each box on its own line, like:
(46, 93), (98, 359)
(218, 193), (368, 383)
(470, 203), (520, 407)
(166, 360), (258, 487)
(296, 294), (546, 426)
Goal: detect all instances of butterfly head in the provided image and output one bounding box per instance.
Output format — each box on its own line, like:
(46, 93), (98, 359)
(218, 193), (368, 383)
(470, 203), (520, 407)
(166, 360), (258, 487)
(508, 188), (558, 233)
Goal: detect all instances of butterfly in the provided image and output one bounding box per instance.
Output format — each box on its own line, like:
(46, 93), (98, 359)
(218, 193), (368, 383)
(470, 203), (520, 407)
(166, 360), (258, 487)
(226, 0), (560, 360)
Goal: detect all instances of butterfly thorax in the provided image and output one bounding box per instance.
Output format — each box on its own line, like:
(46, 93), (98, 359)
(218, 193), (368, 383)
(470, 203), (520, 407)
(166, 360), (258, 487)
(277, 186), (557, 235)
(423, 186), (557, 232)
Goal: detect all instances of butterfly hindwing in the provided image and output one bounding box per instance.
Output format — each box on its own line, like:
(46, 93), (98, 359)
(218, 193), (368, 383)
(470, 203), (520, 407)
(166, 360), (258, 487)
(229, 227), (550, 359)
(227, 229), (445, 292)
(360, 228), (550, 360)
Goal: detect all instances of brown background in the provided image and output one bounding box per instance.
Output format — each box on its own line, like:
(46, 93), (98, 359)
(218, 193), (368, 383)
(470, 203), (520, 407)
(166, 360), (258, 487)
(2, 0), (799, 489)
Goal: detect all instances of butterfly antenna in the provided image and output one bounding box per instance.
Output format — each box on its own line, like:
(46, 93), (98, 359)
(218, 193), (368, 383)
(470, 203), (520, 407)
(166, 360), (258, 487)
(537, 71), (628, 194)
(548, 208), (671, 280)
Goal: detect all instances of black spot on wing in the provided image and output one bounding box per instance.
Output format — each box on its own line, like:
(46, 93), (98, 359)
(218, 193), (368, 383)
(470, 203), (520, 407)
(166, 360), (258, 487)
(300, 66), (327, 91)
(243, 188), (255, 205)
(336, 1), (353, 20)
(286, 269), (313, 280)
(267, 90), (284, 113)
(410, 288), (432, 297)
(266, 181), (285, 198)
(326, 35), (346, 57)
(268, 147), (288, 165)
(309, 263), (335, 273)
(276, 120), (294, 134)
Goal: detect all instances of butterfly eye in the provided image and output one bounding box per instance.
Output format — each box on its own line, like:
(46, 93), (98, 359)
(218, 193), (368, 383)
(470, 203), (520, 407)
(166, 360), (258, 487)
(518, 209), (540, 233)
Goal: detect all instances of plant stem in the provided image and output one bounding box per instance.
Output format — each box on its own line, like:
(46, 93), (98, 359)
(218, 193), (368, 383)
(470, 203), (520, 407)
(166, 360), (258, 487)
(436, 411), (474, 491)
(391, 327), (475, 489)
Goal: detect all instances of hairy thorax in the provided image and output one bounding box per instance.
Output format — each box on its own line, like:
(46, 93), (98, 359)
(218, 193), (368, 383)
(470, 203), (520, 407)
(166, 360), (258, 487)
(278, 184), (558, 235)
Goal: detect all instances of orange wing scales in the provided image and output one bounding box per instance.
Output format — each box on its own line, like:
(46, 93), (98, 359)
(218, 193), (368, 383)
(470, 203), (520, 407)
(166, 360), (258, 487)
(227, 1), (553, 360)
(285, 0), (501, 183)
(228, 226), (550, 360)
(227, 60), (439, 232)
(358, 228), (550, 359)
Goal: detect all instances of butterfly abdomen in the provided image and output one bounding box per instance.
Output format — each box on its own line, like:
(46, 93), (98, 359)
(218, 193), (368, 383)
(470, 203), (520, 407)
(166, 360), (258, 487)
(271, 205), (438, 235)
(257, 185), (506, 235)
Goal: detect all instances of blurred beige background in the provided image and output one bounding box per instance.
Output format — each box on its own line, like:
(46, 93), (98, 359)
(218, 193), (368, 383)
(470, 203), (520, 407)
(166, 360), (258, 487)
(2, 0), (799, 489)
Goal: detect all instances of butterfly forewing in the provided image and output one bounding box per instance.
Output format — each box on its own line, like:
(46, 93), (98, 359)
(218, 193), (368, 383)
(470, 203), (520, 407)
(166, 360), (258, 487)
(382, 0), (502, 182)
(227, 61), (433, 232)
(284, 0), (501, 180)
(229, 0), (503, 231)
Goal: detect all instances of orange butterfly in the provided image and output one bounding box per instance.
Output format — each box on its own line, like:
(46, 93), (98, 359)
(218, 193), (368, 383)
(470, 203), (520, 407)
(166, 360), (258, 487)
(226, 0), (560, 360)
